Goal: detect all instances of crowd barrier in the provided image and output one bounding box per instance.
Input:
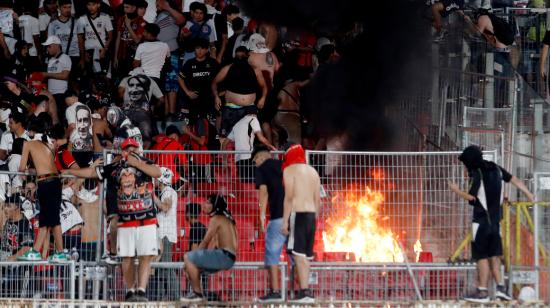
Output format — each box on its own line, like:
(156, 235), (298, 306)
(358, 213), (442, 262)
(0, 149), (508, 302)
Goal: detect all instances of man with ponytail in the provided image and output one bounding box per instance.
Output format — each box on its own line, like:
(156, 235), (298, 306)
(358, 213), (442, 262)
(181, 194), (237, 302)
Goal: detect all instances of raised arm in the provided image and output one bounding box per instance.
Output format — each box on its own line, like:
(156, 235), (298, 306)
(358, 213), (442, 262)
(510, 176), (535, 203)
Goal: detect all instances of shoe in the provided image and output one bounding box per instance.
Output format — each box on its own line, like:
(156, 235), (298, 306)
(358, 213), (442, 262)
(48, 251), (69, 263)
(125, 290), (135, 301)
(496, 285), (512, 301)
(259, 290), (283, 303)
(101, 253), (120, 265)
(464, 288), (490, 303)
(17, 248), (42, 261)
(180, 292), (203, 303)
(133, 289), (148, 302)
(293, 289), (315, 304)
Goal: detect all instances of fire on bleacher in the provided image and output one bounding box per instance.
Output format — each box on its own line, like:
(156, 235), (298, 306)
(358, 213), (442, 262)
(322, 184), (406, 262)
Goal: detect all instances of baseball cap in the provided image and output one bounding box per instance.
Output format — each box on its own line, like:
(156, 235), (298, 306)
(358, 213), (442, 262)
(43, 35), (62, 46)
(121, 138), (140, 150)
(15, 40), (33, 50)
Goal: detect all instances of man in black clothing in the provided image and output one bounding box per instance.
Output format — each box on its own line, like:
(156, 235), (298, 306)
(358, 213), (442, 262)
(449, 145), (534, 303)
(178, 38), (220, 119)
(186, 202), (207, 251)
(253, 145), (286, 303)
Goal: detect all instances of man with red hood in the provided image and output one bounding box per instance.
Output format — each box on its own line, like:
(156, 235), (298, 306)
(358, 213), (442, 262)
(281, 144), (320, 304)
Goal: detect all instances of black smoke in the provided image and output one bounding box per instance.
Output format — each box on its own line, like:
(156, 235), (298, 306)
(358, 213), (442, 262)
(238, 0), (431, 150)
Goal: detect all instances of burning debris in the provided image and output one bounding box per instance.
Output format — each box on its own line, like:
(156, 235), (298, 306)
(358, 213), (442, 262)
(322, 186), (405, 262)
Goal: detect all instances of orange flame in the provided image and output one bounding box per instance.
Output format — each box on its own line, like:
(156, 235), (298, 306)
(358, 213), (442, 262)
(322, 187), (404, 262)
(413, 239), (423, 262)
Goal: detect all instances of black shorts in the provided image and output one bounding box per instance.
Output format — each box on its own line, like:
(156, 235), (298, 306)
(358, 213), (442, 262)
(219, 105), (257, 137)
(37, 177), (62, 228)
(287, 212), (316, 259)
(471, 223), (502, 260)
(105, 179), (118, 218)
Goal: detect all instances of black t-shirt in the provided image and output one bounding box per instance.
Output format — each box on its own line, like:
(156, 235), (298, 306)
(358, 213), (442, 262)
(254, 159), (284, 220)
(0, 218), (34, 260)
(179, 57), (219, 97)
(188, 221), (207, 251)
(467, 162), (512, 225)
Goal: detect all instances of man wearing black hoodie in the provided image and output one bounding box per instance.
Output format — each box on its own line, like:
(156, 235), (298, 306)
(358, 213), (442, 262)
(449, 145), (534, 303)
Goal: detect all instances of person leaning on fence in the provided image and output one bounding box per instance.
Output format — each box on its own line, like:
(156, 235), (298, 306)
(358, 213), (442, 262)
(182, 194), (237, 303)
(252, 145), (287, 303)
(63, 137), (162, 302)
(152, 167), (180, 299)
(17, 133), (67, 262)
(430, 0), (465, 42)
(448, 145), (534, 303)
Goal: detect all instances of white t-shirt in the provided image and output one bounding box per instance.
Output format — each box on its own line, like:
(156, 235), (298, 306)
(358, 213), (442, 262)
(0, 9), (15, 35)
(47, 53), (72, 94)
(39, 13), (52, 32)
(228, 114), (261, 161)
(0, 130), (30, 153)
(77, 13), (113, 50)
(134, 41), (170, 78)
(18, 15), (40, 56)
(66, 102), (93, 152)
(157, 186), (178, 243)
(48, 17), (80, 57)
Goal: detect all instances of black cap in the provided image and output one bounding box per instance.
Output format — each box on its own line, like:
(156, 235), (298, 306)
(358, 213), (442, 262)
(123, 0), (138, 5)
(58, 0), (72, 5)
(194, 38), (210, 49)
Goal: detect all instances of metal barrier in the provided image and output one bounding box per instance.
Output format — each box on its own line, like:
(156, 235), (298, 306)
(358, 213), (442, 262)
(0, 261), (76, 300)
(0, 173), (104, 263)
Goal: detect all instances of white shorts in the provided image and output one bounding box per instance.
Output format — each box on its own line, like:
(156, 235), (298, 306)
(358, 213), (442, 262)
(117, 224), (159, 257)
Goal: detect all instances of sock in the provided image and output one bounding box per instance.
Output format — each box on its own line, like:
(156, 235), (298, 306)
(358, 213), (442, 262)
(128, 288), (135, 293)
(478, 287), (488, 291)
(137, 288), (145, 293)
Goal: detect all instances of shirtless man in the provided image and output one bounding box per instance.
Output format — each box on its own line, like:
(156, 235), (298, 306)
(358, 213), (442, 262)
(274, 79), (309, 145)
(18, 134), (67, 262)
(182, 194), (238, 302)
(212, 46), (268, 139)
(281, 144), (320, 304)
(247, 33), (281, 143)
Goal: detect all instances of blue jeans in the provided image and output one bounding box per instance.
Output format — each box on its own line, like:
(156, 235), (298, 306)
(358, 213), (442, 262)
(264, 218), (287, 266)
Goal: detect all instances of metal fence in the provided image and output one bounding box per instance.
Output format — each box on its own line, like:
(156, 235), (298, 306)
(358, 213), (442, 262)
(0, 261), (76, 300)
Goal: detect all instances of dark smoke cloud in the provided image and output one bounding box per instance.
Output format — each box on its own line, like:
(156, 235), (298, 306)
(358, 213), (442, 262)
(239, 0), (431, 150)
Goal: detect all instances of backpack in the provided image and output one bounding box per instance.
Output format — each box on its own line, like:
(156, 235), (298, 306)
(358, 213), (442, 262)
(487, 13), (515, 46)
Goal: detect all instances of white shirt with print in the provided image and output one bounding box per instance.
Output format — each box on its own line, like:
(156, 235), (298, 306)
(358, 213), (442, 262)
(77, 13), (113, 50)
(48, 17), (80, 57)
(47, 54), (72, 94)
(228, 114), (261, 162)
(157, 186), (178, 243)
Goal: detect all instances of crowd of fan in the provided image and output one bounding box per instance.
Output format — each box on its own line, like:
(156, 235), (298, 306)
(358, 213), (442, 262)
(0, 0), (341, 302)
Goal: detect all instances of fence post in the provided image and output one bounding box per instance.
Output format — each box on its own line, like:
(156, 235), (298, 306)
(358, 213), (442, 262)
(70, 261), (76, 300)
(485, 52), (495, 109)
(534, 173), (540, 300)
